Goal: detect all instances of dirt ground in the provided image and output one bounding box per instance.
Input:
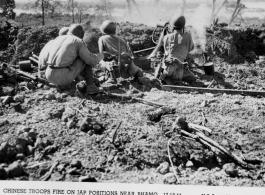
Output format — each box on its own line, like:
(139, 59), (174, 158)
(1, 20), (265, 186)
(1, 64), (265, 185)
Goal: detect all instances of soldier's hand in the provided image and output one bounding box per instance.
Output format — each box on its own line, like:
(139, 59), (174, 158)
(103, 52), (114, 61)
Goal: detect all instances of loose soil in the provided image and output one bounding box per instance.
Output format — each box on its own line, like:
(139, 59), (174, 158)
(1, 20), (265, 186)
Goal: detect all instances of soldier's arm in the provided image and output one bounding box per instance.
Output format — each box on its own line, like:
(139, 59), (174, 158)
(78, 41), (104, 66)
(163, 36), (169, 56)
(98, 37), (105, 53)
(188, 33), (194, 52)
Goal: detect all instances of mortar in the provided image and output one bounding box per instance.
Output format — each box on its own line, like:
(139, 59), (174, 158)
(133, 56), (151, 70)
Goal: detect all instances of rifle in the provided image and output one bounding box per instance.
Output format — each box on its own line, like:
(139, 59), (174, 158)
(2, 63), (56, 87)
(148, 27), (167, 59)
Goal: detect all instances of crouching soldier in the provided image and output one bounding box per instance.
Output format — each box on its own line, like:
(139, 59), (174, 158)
(98, 20), (144, 82)
(38, 24), (109, 94)
(161, 15), (196, 85)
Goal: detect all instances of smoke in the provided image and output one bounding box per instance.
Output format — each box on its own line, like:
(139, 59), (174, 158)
(186, 5), (212, 52)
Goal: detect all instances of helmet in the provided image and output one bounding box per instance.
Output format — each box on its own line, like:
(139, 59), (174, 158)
(170, 15), (186, 29)
(58, 27), (69, 36)
(67, 24), (84, 39)
(83, 33), (100, 53)
(100, 20), (116, 35)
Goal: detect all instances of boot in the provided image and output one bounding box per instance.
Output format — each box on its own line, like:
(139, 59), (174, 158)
(83, 65), (103, 94)
(86, 84), (103, 95)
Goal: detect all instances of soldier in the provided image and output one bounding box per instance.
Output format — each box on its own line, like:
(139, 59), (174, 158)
(161, 15), (195, 85)
(98, 20), (144, 81)
(38, 24), (109, 94)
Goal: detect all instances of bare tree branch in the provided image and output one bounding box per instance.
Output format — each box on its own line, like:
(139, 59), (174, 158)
(229, 0), (244, 25)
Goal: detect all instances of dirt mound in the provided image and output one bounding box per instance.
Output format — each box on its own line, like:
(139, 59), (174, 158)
(1, 20), (265, 66)
(12, 26), (59, 64)
(5, 22), (155, 64)
(207, 26), (265, 64)
(87, 22), (156, 54)
(0, 20), (19, 62)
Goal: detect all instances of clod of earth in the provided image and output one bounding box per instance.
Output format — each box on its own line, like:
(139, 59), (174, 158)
(7, 161), (25, 178)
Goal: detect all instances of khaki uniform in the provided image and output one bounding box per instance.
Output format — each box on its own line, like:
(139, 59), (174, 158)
(39, 34), (104, 86)
(98, 35), (143, 78)
(162, 31), (195, 83)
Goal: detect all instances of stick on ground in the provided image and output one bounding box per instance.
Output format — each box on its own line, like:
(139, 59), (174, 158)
(105, 92), (166, 107)
(40, 161), (59, 181)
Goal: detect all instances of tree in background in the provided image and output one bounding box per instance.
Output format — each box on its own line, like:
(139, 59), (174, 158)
(76, 3), (86, 23)
(95, 0), (114, 23)
(0, 0), (16, 19)
(229, 0), (245, 25)
(210, 0), (228, 23)
(67, 0), (77, 23)
(28, 0), (62, 26)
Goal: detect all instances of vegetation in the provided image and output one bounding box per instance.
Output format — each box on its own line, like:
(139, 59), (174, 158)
(0, 0), (16, 19)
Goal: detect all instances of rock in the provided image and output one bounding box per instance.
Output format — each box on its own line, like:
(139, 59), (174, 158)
(200, 100), (208, 107)
(186, 161), (194, 167)
(28, 129), (37, 142)
(67, 120), (75, 129)
(197, 167), (208, 172)
(49, 106), (65, 119)
(50, 172), (63, 181)
(71, 151), (79, 156)
(38, 163), (51, 177)
(37, 83), (44, 88)
(238, 169), (249, 178)
(19, 125), (31, 133)
(173, 117), (188, 130)
(0, 142), (16, 163)
(79, 175), (97, 182)
(7, 161), (24, 177)
(2, 96), (12, 104)
(0, 86), (14, 96)
(57, 164), (66, 172)
(190, 151), (205, 166)
(163, 173), (177, 184)
(214, 149), (228, 165)
(13, 94), (24, 102)
(26, 82), (35, 90)
(79, 117), (93, 132)
(156, 162), (169, 174)
(205, 93), (214, 97)
(26, 145), (35, 156)
(43, 85), (50, 90)
(43, 145), (57, 155)
(16, 153), (25, 160)
(67, 167), (79, 175)
(204, 150), (214, 163)
(0, 166), (8, 180)
(15, 135), (29, 154)
(61, 107), (75, 122)
(223, 163), (238, 177)
(35, 137), (52, 149)
(6, 145), (17, 161)
(70, 159), (82, 169)
(0, 142), (9, 162)
(233, 100), (241, 105)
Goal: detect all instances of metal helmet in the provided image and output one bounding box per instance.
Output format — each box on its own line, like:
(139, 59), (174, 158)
(170, 15), (186, 29)
(58, 27), (69, 36)
(83, 33), (100, 53)
(100, 20), (116, 35)
(67, 24), (85, 39)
